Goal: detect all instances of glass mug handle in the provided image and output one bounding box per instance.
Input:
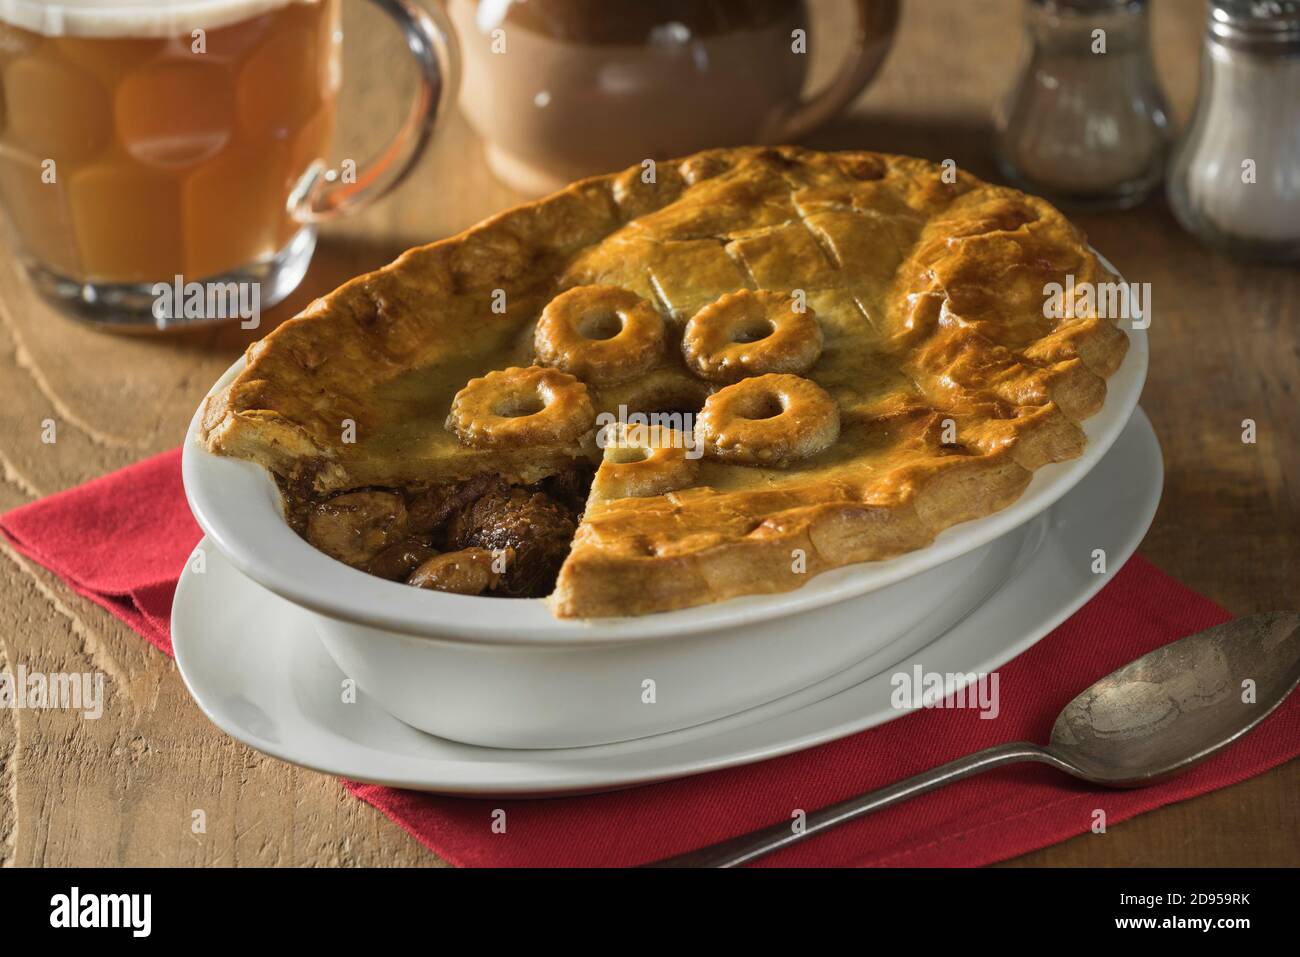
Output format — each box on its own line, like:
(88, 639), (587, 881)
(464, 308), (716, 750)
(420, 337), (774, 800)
(289, 0), (461, 223)
(761, 0), (900, 143)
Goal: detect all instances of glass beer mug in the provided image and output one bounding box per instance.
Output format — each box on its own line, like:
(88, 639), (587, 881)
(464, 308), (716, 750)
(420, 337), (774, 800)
(0, 0), (459, 329)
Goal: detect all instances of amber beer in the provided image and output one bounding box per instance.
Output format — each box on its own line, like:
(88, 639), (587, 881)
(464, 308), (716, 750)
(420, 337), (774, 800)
(0, 0), (339, 288)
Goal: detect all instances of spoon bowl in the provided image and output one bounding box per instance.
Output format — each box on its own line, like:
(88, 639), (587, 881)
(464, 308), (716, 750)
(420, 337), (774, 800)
(1049, 612), (1300, 785)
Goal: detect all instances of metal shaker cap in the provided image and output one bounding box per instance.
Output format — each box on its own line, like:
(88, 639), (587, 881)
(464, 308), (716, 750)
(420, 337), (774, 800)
(1209, 0), (1300, 51)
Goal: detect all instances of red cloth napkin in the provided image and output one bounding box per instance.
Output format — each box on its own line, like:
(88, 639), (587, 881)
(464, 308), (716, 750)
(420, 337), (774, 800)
(3, 448), (1297, 867)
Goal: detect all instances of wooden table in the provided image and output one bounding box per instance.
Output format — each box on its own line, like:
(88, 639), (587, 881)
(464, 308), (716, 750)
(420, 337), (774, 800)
(1, 0), (1295, 868)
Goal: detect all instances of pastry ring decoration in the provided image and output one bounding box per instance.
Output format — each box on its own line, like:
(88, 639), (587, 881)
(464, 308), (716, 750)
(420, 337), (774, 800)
(682, 289), (823, 383)
(695, 373), (839, 467)
(594, 422), (700, 499)
(535, 285), (666, 384)
(446, 366), (594, 448)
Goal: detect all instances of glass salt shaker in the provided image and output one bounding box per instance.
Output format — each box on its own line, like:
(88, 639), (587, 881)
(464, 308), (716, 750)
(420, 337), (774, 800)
(996, 0), (1171, 209)
(1167, 1), (1300, 262)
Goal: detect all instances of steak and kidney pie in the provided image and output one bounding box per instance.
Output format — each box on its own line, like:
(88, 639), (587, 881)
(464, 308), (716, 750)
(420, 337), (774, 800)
(199, 146), (1128, 618)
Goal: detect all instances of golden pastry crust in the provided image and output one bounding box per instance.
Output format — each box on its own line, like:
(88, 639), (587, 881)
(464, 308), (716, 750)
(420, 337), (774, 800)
(592, 423), (700, 500)
(446, 366), (594, 449)
(695, 373), (840, 467)
(535, 284), (665, 384)
(198, 146), (1129, 618)
(682, 289), (822, 382)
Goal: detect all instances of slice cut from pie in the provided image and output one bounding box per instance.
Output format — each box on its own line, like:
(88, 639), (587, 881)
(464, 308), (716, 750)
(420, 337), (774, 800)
(199, 146), (1128, 618)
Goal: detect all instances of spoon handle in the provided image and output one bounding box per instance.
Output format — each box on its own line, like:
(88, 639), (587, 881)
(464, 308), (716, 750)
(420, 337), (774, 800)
(646, 741), (1063, 867)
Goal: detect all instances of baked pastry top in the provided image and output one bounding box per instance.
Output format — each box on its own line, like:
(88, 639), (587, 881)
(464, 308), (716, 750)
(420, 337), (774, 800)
(199, 146), (1128, 618)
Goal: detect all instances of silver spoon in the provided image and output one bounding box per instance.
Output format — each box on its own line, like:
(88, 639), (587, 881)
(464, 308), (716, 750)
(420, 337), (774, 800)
(648, 611), (1300, 868)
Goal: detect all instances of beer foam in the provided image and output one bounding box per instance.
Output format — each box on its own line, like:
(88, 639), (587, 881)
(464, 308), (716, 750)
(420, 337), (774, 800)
(0, 0), (318, 38)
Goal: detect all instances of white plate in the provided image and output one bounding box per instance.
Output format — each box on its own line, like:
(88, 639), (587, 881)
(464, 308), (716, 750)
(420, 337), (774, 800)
(181, 253), (1148, 644)
(173, 408), (1162, 795)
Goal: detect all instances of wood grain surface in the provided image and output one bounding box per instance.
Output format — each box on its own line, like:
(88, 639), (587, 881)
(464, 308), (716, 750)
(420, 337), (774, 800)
(0, 0), (1295, 868)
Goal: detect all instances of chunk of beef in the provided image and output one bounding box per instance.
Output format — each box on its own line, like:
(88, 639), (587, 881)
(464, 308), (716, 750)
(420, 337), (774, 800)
(536, 467), (595, 514)
(306, 491), (407, 566)
(446, 487), (577, 598)
(407, 547), (512, 596)
(364, 537), (437, 581)
(405, 474), (503, 536)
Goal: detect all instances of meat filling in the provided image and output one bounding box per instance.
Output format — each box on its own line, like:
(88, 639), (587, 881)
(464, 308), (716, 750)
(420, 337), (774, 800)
(305, 491), (408, 567)
(293, 469), (591, 599)
(408, 547), (511, 595)
(446, 486), (578, 598)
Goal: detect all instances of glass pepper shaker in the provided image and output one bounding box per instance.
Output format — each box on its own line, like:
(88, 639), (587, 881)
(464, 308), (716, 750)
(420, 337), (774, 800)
(1167, 1), (1300, 262)
(996, 0), (1171, 209)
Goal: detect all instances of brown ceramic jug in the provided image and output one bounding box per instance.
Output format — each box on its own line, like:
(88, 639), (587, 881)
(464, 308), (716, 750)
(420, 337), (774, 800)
(449, 0), (899, 194)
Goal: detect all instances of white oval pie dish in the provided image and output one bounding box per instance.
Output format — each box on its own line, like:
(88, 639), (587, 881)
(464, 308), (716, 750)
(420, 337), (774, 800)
(182, 255), (1146, 746)
(172, 407), (1162, 784)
